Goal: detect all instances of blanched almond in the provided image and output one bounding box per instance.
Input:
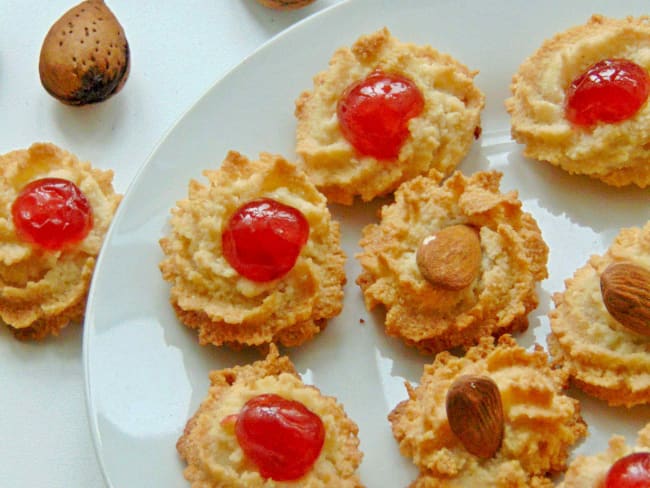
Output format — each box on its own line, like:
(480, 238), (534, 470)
(416, 224), (481, 290)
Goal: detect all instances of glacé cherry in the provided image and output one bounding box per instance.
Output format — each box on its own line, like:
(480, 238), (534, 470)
(234, 393), (325, 481)
(565, 58), (650, 126)
(605, 452), (650, 488)
(337, 70), (424, 160)
(11, 177), (93, 250)
(221, 198), (309, 282)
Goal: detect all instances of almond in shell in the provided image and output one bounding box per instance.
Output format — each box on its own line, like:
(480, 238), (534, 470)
(600, 262), (650, 336)
(39, 0), (130, 105)
(256, 0), (316, 10)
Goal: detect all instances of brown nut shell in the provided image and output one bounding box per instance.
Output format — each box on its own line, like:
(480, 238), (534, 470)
(416, 224), (482, 290)
(600, 262), (650, 336)
(446, 374), (504, 459)
(256, 0), (316, 10)
(39, 0), (130, 105)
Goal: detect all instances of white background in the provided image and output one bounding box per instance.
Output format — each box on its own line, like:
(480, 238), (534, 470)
(0, 1), (341, 486)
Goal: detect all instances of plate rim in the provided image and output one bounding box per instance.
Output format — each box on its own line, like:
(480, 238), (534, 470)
(82, 1), (353, 485)
(81, 1), (650, 486)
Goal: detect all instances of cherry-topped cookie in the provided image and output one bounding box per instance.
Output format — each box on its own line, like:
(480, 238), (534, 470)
(558, 423), (650, 488)
(0, 142), (121, 339)
(295, 27), (485, 204)
(177, 345), (364, 487)
(507, 15), (650, 188)
(159, 151), (346, 349)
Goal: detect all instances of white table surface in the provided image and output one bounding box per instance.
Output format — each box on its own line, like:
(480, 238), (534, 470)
(0, 1), (342, 486)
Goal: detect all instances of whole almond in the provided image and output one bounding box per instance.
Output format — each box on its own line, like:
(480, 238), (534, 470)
(600, 262), (650, 336)
(416, 224), (481, 290)
(446, 375), (504, 459)
(39, 0), (130, 105)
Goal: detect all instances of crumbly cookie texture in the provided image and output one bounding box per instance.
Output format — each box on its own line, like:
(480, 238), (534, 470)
(0, 142), (121, 340)
(177, 345), (364, 487)
(295, 27), (485, 205)
(506, 14), (650, 188)
(356, 170), (548, 354)
(389, 335), (587, 488)
(558, 423), (650, 487)
(159, 151), (346, 349)
(548, 221), (650, 407)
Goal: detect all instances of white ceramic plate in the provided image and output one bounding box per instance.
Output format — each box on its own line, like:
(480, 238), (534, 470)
(84, 1), (650, 486)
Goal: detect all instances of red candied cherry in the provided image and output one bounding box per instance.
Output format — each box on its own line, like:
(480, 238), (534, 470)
(11, 177), (93, 250)
(221, 198), (309, 282)
(605, 452), (650, 488)
(337, 70), (425, 160)
(565, 58), (650, 126)
(234, 393), (325, 481)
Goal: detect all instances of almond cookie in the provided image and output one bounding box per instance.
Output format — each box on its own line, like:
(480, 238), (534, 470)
(548, 221), (650, 407)
(177, 345), (364, 487)
(558, 423), (650, 487)
(356, 170), (548, 354)
(389, 335), (587, 487)
(506, 15), (650, 188)
(159, 151), (346, 349)
(295, 27), (485, 204)
(0, 142), (121, 340)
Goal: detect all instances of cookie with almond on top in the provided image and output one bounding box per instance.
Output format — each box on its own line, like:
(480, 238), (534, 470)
(548, 221), (650, 407)
(389, 335), (587, 487)
(356, 170), (548, 354)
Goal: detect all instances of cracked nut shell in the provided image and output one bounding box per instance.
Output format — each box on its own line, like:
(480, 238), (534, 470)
(39, 0), (130, 105)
